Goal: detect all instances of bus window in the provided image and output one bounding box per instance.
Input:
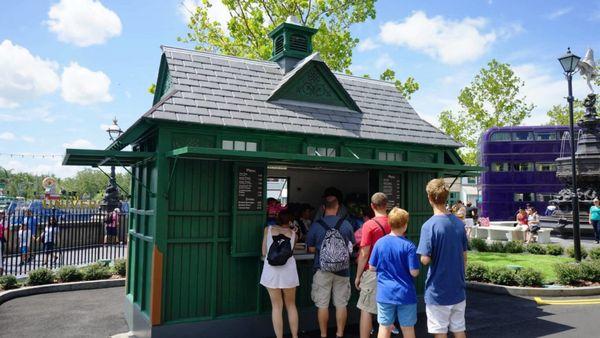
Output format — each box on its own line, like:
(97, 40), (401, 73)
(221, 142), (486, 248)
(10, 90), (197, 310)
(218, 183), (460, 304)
(512, 131), (534, 141)
(491, 162), (510, 172)
(535, 162), (557, 171)
(513, 162), (534, 171)
(490, 132), (511, 141)
(535, 132), (557, 141)
(536, 193), (554, 202)
(514, 193), (535, 202)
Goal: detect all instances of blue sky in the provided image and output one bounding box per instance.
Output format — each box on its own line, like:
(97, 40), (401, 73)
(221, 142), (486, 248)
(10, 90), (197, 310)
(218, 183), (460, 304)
(0, 0), (599, 177)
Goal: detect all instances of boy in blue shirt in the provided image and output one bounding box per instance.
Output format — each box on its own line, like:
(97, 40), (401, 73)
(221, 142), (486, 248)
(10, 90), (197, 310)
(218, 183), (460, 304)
(369, 207), (420, 338)
(417, 178), (468, 338)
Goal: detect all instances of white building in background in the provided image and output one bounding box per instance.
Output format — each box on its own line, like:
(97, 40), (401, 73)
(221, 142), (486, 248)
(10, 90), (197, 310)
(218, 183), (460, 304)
(445, 176), (481, 206)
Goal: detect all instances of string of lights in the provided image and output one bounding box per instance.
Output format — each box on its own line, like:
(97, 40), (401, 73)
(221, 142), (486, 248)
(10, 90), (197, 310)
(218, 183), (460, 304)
(0, 152), (63, 159)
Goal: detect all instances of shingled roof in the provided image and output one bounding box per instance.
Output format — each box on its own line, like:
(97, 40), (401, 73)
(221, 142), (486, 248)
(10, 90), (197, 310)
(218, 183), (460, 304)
(143, 46), (461, 148)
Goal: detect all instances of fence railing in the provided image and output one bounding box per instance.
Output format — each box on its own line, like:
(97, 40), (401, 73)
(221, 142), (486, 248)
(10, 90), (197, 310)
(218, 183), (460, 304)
(0, 208), (127, 277)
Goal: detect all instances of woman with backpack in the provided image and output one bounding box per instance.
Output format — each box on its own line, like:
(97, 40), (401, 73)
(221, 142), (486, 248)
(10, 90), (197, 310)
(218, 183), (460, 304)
(260, 209), (299, 338)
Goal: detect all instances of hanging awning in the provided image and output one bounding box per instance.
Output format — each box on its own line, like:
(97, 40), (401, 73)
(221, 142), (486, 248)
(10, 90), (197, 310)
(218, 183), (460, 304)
(62, 148), (155, 167)
(165, 146), (482, 175)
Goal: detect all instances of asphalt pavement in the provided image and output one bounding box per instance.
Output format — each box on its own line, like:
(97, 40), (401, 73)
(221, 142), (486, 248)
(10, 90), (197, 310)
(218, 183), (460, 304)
(0, 287), (598, 338)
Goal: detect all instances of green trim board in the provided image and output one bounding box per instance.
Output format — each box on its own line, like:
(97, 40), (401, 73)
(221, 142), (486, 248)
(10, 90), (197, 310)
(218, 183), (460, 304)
(268, 54), (361, 111)
(62, 148), (155, 166)
(166, 146), (482, 173)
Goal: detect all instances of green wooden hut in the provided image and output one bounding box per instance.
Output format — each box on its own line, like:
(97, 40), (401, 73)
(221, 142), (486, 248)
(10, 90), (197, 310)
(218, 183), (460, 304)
(63, 17), (477, 338)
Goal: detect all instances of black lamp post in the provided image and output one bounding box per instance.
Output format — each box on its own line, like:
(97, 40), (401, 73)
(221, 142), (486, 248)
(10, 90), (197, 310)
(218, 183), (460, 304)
(102, 117), (123, 212)
(558, 48), (582, 262)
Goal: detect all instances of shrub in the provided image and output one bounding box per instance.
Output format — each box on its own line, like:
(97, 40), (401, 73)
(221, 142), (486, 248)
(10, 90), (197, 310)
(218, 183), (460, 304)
(488, 241), (506, 253)
(470, 238), (488, 252)
(57, 266), (83, 283)
(566, 246), (588, 259)
(27, 268), (55, 286)
(486, 268), (518, 286)
(516, 268), (544, 287)
(527, 243), (547, 255)
(466, 263), (489, 282)
(504, 241), (525, 253)
(546, 244), (564, 256)
(555, 263), (583, 285)
(82, 263), (112, 281)
(0, 275), (19, 290)
(589, 247), (600, 260)
(580, 261), (600, 283)
(113, 259), (126, 277)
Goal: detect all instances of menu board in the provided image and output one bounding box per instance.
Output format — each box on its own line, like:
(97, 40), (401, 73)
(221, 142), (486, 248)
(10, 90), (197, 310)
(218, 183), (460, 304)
(237, 166), (264, 211)
(381, 173), (401, 209)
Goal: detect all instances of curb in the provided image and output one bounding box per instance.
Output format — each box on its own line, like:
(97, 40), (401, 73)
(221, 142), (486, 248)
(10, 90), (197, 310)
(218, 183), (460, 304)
(0, 278), (125, 306)
(467, 281), (600, 297)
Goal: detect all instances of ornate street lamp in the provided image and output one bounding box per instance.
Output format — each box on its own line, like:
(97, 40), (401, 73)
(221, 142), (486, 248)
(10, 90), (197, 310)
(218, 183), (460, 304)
(558, 48), (582, 261)
(101, 117), (124, 212)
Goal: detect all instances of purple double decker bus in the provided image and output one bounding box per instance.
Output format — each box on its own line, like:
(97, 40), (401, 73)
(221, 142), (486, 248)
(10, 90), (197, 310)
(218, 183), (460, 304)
(479, 126), (571, 221)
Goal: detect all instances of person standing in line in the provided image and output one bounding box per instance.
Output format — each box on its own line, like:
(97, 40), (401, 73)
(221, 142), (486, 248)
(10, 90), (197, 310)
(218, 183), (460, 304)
(0, 210), (6, 274)
(369, 207), (420, 338)
(41, 216), (59, 266)
(306, 195), (355, 338)
(260, 209), (299, 338)
(104, 208), (120, 245)
(417, 179), (468, 338)
(355, 192), (391, 338)
(590, 198), (600, 244)
(18, 223), (32, 266)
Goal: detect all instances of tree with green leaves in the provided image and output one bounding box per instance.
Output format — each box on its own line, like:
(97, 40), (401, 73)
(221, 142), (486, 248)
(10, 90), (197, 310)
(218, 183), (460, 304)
(438, 59), (535, 165)
(175, 1), (419, 99)
(546, 101), (586, 126)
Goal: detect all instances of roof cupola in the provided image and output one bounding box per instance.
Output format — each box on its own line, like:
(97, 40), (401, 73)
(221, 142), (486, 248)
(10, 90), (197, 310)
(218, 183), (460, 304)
(268, 16), (318, 72)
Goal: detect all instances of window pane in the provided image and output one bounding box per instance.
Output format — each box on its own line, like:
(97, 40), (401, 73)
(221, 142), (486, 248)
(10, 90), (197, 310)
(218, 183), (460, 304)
(396, 153), (404, 161)
(535, 162), (556, 171)
(514, 193), (524, 202)
(246, 142), (257, 152)
(307, 146), (316, 156)
(535, 132), (557, 141)
(491, 162), (509, 172)
(317, 147), (326, 156)
(512, 131), (534, 141)
(490, 132), (511, 141)
(234, 141), (245, 151)
(536, 193), (553, 202)
(378, 152), (386, 161)
(326, 148), (336, 157)
(222, 140), (233, 150)
(513, 162), (533, 171)
(387, 152), (395, 161)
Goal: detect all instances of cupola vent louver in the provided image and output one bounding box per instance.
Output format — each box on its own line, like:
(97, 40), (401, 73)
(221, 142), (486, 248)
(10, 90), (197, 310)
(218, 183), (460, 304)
(290, 34), (307, 52)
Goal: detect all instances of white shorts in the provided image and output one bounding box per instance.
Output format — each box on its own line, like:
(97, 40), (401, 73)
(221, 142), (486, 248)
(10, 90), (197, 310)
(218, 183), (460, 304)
(426, 300), (466, 334)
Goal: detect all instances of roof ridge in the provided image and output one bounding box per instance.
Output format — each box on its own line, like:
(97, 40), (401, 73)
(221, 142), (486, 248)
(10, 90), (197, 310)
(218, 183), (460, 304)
(161, 45), (280, 68)
(335, 72), (397, 88)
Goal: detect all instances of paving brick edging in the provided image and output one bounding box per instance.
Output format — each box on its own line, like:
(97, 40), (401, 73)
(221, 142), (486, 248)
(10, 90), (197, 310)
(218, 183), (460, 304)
(0, 278), (125, 306)
(467, 281), (600, 297)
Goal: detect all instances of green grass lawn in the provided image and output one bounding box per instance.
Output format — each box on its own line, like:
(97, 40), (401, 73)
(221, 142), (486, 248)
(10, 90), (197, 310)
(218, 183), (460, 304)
(467, 251), (574, 283)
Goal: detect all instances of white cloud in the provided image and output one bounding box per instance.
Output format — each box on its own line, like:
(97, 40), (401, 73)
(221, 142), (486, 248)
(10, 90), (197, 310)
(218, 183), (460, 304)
(545, 7), (572, 20)
(379, 11), (496, 65)
(63, 138), (95, 149)
(357, 37), (379, 52)
(178, 0), (230, 27)
(513, 63), (591, 125)
(0, 40), (60, 108)
(0, 132), (16, 140)
(47, 0), (122, 47)
(21, 136), (35, 143)
(61, 62), (112, 105)
(0, 105), (56, 123)
(374, 53), (395, 70)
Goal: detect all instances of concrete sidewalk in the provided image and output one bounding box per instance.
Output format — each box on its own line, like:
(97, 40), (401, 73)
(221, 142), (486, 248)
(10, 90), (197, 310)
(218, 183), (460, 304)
(0, 286), (598, 337)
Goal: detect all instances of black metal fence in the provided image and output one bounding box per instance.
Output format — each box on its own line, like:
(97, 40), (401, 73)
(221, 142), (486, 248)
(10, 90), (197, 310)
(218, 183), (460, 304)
(0, 208), (127, 277)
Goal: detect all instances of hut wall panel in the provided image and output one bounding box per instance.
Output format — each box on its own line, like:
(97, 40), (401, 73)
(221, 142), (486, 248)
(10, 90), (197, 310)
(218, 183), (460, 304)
(216, 242), (258, 316)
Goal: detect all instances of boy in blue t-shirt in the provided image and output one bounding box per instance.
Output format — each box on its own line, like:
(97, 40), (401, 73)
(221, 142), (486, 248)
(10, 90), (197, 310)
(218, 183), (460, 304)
(369, 207), (420, 338)
(417, 178), (468, 338)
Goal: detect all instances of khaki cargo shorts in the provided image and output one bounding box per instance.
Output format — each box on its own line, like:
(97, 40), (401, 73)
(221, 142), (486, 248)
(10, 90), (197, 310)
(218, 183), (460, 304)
(356, 269), (377, 314)
(311, 270), (351, 308)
